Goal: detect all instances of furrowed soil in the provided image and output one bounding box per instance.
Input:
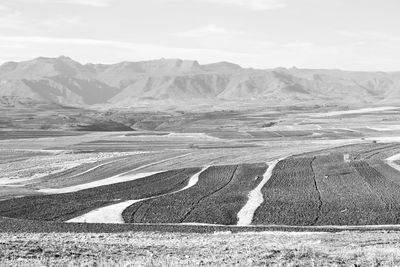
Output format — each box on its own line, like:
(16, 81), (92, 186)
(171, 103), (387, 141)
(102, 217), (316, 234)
(252, 157), (321, 225)
(122, 165), (238, 224)
(312, 154), (390, 225)
(253, 153), (400, 226)
(0, 168), (200, 222)
(123, 163), (267, 225)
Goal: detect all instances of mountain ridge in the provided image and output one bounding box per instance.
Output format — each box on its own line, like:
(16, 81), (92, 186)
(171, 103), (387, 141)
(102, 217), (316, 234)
(1, 56), (400, 108)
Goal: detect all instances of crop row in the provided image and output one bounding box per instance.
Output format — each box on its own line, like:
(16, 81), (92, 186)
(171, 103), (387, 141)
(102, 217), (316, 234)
(351, 161), (400, 224)
(252, 157), (321, 225)
(0, 168), (200, 222)
(310, 154), (386, 225)
(123, 163), (267, 225)
(123, 165), (236, 224)
(252, 153), (400, 226)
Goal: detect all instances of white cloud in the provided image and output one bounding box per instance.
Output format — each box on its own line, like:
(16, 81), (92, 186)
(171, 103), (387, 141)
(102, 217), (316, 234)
(202, 0), (287, 10)
(0, 35), (258, 63)
(2, 34), (400, 71)
(164, 0), (287, 10)
(336, 30), (400, 42)
(0, 4), (7, 10)
(11, 0), (114, 7)
(39, 16), (83, 28)
(174, 24), (243, 38)
(63, 0), (113, 7)
(0, 12), (26, 30)
(0, 12), (83, 33)
(0, 36), (132, 47)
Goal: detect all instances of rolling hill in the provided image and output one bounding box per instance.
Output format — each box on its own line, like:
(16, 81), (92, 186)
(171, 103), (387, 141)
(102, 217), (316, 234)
(1, 56), (400, 108)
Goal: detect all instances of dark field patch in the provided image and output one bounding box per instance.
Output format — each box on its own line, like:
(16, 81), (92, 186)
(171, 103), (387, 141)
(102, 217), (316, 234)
(252, 157), (321, 225)
(0, 130), (85, 140)
(273, 131), (313, 137)
(312, 155), (388, 225)
(76, 121), (133, 131)
(125, 132), (169, 136)
(123, 163), (267, 225)
(248, 131), (282, 138)
(0, 168), (200, 222)
(3, 149), (400, 227)
(5, 215), (400, 234)
(253, 154), (400, 226)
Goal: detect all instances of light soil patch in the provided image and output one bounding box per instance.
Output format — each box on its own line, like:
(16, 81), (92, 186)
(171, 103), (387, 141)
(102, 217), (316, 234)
(385, 153), (400, 173)
(38, 172), (158, 194)
(67, 167), (209, 223)
(366, 136), (400, 143)
(115, 153), (192, 177)
(166, 132), (221, 140)
(37, 153), (191, 193)
(310, 106), (399, 117)
(366, 125), (400, 131)
(66, 199), (144, 224)
(0, 151), (143, 186)
(311, 132), (323, 137)
(236, 159), (281, 226)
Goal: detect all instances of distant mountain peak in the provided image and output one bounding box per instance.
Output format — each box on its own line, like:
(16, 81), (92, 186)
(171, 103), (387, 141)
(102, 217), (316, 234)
(1, 56), (400, 108)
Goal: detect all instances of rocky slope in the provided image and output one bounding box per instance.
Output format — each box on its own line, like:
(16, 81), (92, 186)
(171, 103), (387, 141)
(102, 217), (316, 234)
(1, 56), (399, 108)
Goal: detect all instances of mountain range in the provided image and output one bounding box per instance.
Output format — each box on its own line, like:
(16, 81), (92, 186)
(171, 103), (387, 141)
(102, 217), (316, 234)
(1, 56), (400, 109)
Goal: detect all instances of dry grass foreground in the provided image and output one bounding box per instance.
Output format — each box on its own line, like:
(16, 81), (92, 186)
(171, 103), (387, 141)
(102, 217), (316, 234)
(1, 231), (400, 266)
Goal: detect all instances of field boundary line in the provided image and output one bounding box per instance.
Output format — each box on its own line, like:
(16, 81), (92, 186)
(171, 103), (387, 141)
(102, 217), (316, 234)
(310, 156), (322, 225)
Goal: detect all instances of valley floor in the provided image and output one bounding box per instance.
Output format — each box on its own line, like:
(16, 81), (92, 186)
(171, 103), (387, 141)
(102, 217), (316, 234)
(1, 230), (400, 266)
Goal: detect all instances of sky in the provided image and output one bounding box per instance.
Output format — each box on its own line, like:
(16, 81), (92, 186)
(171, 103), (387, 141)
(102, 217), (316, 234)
(0, 0), (400, 71)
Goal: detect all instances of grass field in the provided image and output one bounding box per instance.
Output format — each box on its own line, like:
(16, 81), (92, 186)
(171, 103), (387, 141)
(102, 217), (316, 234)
(1, 231), (400, 266)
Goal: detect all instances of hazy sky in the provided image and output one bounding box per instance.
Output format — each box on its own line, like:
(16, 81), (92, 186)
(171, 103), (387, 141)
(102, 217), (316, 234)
(0, 0), (399, 70)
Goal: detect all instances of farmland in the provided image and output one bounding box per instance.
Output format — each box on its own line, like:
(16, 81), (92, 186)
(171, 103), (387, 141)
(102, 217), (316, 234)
(3, 142), (400, 226)
(0, 168), (200, 221)
(2, 106), (400, 226)
(123, 163), (266, 225)
(2, 105), (400, 265)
